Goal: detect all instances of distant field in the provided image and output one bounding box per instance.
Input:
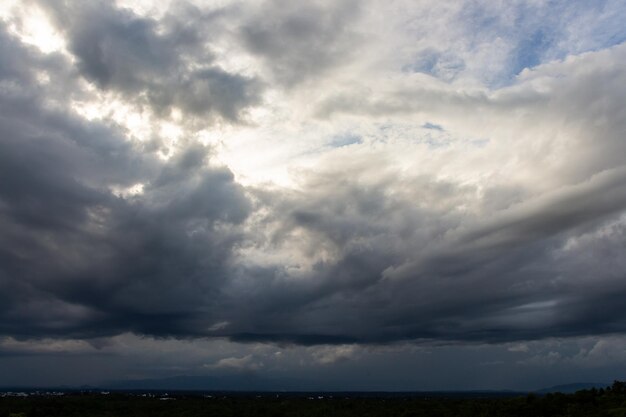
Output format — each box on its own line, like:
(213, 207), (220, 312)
(1, 382), (626, 417)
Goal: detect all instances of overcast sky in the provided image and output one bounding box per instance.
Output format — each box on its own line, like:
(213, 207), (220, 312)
(1, 0), (626, 391)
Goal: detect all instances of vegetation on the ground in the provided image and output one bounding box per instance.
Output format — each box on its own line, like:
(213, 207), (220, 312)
(2, 380), (626, 417)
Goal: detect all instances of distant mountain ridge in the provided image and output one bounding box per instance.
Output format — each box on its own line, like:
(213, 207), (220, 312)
(108, 375), (613, 394)
(2, 377), (613, 396)
(105, 375), (529, 395)
(535, 382), (610, 394)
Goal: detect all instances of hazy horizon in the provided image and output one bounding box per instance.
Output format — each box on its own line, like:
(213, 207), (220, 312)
(0, 376), (612, 394)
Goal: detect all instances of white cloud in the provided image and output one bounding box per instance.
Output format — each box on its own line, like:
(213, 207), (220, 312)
(310, 345), (358, 365)
(204, 355), (263, 371)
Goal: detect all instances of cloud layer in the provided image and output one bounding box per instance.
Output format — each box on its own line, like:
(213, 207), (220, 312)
(0, 0), (625, 388)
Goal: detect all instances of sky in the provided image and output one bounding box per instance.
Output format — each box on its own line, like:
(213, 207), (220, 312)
(0, 0), (626, 391)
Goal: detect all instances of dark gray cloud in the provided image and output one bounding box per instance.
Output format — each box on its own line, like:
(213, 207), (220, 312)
(38, 0), (262, 122)
(239, 0), (362, 87)
(208, 163), (626, 345)
(0, 23), (250, 339)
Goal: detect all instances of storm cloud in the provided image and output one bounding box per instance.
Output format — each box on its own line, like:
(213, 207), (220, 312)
(0, 0), (626, 390)
(40, 0), (262, 121)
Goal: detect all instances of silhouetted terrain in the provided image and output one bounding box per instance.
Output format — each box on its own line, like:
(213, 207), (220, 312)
(2, 381), (626, 417)
(536, 382), (609, 394)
